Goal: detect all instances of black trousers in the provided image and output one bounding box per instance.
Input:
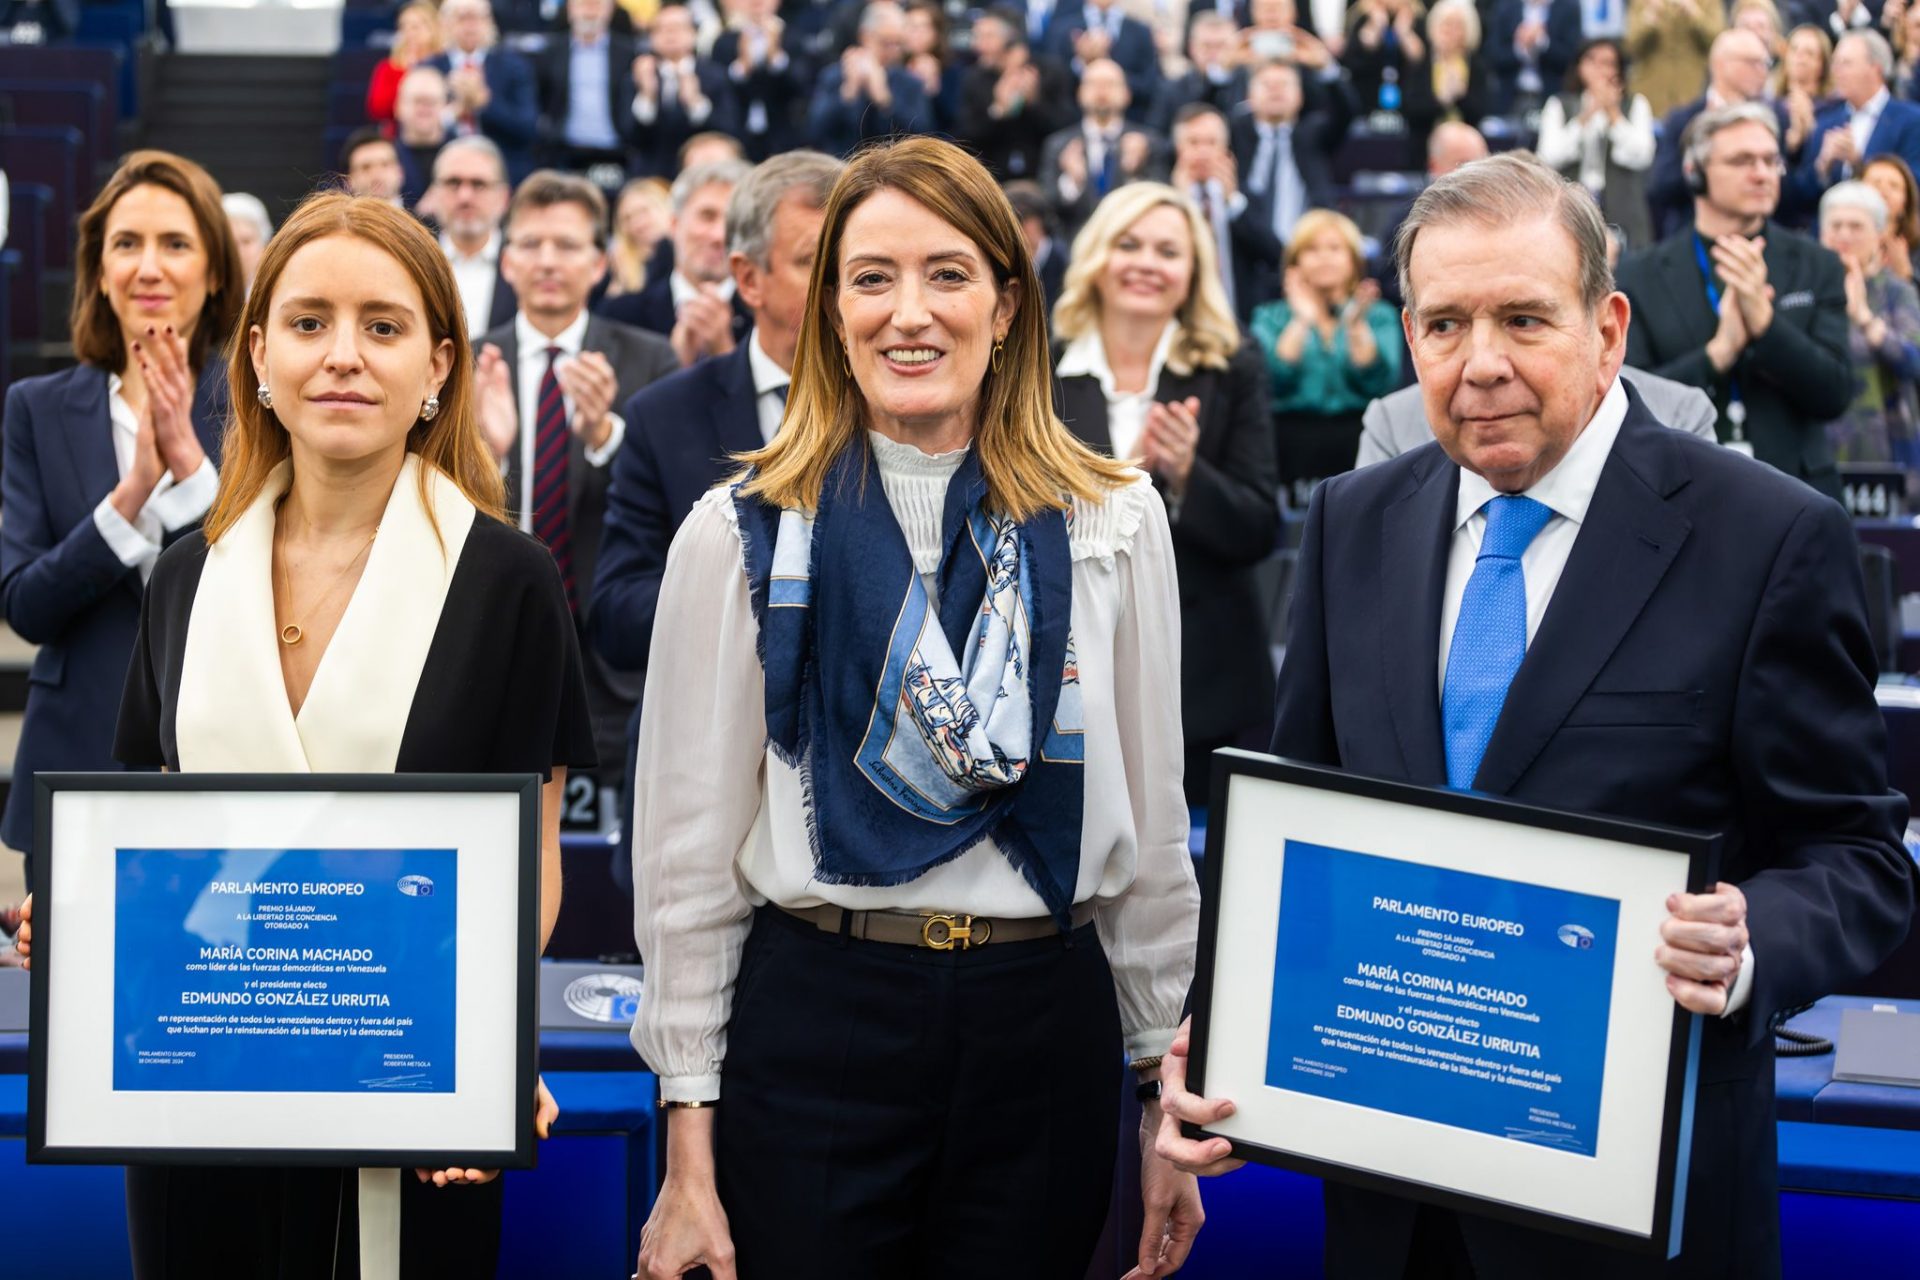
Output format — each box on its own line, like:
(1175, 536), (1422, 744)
(125, 1164), (502, 1279)
(712, 904), (1124, 1280)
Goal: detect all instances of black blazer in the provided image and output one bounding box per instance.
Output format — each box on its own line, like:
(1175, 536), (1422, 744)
(420, 48), (541, 183)
(958, 55), (1079, 181)
(624, 59), (741, 178)
(0, 361), (227, 853)
(1229, 83), (1353, 220)
(1486, 0), (1582, 112)
(710, 30), (810, 161)
(1274, 388), (1913, 1278)
(1648, 96), (1793, 240)
(595, 274), (754, 347)
(1616, 222), (1851, 496)
(1054, 340), (1280, 742)
(535, 32), (640, 160)
(1395, 51), (1491, 166)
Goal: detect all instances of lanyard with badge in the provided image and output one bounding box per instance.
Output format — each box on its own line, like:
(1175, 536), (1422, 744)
(1692, 234), (1756, 457)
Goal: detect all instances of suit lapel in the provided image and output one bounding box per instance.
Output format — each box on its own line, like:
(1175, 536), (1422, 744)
(1379, 450), (1455, 786)
(1056, 375), (1112, 455)
(61, 366), (118, 505)
(1472, 414), (1692, 795)
(499, 329), (525, 519)
(710, 345), (761, 458)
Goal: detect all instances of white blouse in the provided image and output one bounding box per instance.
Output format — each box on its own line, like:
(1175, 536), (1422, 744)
(630, 433), (1201, 1101)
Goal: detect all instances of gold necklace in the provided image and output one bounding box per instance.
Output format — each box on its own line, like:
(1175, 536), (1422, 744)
(275, 511), (379, 647)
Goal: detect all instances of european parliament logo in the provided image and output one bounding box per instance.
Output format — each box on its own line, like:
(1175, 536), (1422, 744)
(1557, 923), (1596, 951)
(396, 875), (435, 898)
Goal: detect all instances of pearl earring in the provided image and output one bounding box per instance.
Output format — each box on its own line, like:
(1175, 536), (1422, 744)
(420, 396), (441, 422)
(256, 384), (273, 410)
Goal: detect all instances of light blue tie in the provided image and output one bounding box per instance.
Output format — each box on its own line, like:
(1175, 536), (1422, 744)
(1442, 495), (1555, 790)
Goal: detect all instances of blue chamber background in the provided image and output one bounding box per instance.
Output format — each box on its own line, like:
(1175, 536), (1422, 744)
(1265, 840), (1621, 1155)
(112, 847), (458, 1094)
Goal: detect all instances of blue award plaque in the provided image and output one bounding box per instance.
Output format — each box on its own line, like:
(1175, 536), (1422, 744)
(1264, 840), (1619, 1156)
(112, 848), (458, 1094)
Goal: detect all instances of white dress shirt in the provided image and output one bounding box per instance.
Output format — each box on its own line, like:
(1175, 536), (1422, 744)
(90, 373), (219, 582)
(668, 269), (736, 314)
(745, 328), (790, 445)
(630, 439), (1199, 1099)
(508, 310), (626, 531)
(1054, 320), (1177, 461)
(1534, 92), (1657, 191)
(442, 229), (501, 336)
(633, 57), (714, 126)
(1436, 377), (1754, 1015)
(1849, 86), (1890, 163)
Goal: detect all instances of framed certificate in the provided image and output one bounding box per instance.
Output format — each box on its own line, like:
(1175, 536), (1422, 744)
(28, 773), (542, 1169)
(1187, 751), (1719, 1257)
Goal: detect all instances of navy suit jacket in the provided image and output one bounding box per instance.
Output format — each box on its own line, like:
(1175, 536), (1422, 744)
(1786, 96), (1920, 222)
(622, 59), (742, 178)
(595, 274), (752, 347)
(807, 64), (934, 158)
(1044, 7), (1161, 115)
(422, 47), (542, 183)
(0, 362), (227, 853)
(1486, 0), (1582, 112)
(1273, 387), (1913, 1278)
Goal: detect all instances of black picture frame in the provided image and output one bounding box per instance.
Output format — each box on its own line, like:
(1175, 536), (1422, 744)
(1185, 750), (1720, 1257)
(27, 771), (543, 1170)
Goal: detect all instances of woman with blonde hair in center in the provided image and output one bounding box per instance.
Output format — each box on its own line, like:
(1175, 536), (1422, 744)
(632, 136), (1203, 1280)
(1052, 181), (1279, 806)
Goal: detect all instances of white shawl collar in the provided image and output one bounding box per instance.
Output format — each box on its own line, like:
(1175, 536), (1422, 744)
(176, 454), (478, 774)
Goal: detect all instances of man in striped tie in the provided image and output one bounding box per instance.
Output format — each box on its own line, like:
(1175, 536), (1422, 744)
(473, 170), (678, 785)
(1154, 152), (1913, 1280)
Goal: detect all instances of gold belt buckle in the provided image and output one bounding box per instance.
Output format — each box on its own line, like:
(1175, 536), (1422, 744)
(920, 913), (992, 950)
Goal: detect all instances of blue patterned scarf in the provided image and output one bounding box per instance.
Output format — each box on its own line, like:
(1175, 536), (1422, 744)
(734, 439), (1086, 927)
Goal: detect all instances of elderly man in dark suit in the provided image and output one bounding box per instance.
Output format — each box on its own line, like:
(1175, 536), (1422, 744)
(960, 7), (1078, 181)
(1156, 150), (1913, 1280)
(597, 158), (754, 365)
(623, 3), (741, 179)
(421, 0), (541, 184)
(1648, 28), (1788, 240)
(1231, 60), (1353, 249)
(475, 171), (677, 774)
(1040, 57), (1171, 236)
(1618, 103), (1853, 499)
(590, 150), (843, 892)
(1786, 30), (1920, 221)
(711, 0), (809, 162)
(1045, 0), (1161, 112)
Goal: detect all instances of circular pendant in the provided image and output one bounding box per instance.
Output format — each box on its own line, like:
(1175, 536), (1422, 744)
(280, 624), (303, 646)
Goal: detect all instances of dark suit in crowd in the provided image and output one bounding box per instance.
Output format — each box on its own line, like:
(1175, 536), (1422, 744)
(808, 64), (935, 157)
(1148, 66), (1248, 135)
(1274, 382), (1914, 1279)
(626, 58), (742, 178)
(1055, 341), (1280, 802)
(1648, 96), (1792, 239)
(591, 341), (769, 891)
(1044, 3), (1161, 114)
(1786, 94), (1920, 222)
(711, 30), (810, 161)
(1486, 0), (1583, 112)
(1229, 80), (1355, 224)
(959, 54), (1080, 180)
(535, 31), (641, 171)
(1616, 222), (1852, 498)
(480, 313), (677, 771)
(421, 47), (542, 183)
(595, 275), (753, 345)
(0, 363), (227, 855)
(1039, 120), (1173, 234)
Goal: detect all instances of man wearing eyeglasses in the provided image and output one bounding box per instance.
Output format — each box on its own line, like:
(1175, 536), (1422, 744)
(476, 170), (678, 773)
(1616, 102), (1852, 500)
(1647, 28), (1790, 239)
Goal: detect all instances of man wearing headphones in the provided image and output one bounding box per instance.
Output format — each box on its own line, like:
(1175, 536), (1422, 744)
(1616, 101), (1852, 500)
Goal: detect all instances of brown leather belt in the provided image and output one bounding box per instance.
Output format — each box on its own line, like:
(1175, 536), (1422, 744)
(777, 901), (1097, 950)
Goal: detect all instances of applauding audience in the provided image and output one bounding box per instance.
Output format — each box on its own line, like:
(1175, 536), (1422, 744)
(1537, 36), (1657, 247)
(1817, 180), (1920, 466)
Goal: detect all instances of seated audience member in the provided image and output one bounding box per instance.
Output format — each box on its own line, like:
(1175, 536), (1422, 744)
(0, 151), (238, 867)
(1357, 365), (1720, 466)
(1626, 0), (1725, 118)
(903, 0), (964, 131)
(1649, 29), (1788, 238)
(222, 193), (273, 298)
(1150, 12), (1250, 133)
(1399, 0), (1489, 165)
(1536, 37), (1657, 248)
(1341, 0), (1427, 115)
(808, 1), (933, 156)
(1175, 102), (1284, 321)
(1781, 25), (1837, 156)
(1047, 0), (1163, 110)
(340, 128), (410, 208)
(599, 159), (753, 363)
(1816, 179), (1920, 466)
(676, 131), (745, 173)
(1051, 183), (1280, 802)
(1731, 0), (1789, 71)
(1487, 0), (1581, 114)
(393, 67), (454, 209)
(1249, 208), (1400, 502)
(422, 0), (542, 184)
(1005, 180), (1068, 312)
(431, 137), (519, 334)
(590, 151), (842, 891)
(1864, 152), (1920, 281)
(536, 0), (639, 179)
(1372, 120), (1488, 304)
(1617, 103), (1851, 498)
(1235, 0), (1339, 76)
(712, 0), (808, 161)
(1789, 31), (1920, 220)
(369, 1), (445, 125)
(1233, 60), (1353, 255)
(473, 171), (678, 771)
(628, 4), (740, 178)
(1042, 58), (1172, 236)
(961, 7), (1078, 180)
(607, 176), (672, 297)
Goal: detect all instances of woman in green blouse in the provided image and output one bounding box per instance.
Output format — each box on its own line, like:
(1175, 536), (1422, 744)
(1250, 209), (1401, 505)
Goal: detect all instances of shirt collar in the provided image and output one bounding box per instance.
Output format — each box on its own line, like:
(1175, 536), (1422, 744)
(669, 270), (736, 310)
(105, 371), (137, 430)
(1453, 375), (1629, 532)
(441, 228), (501, 267)
(747, 328), (789, 396)
(514, 308), (591, 358)
(1055, 320), (1178, 399)
(1855, 86), (1891, 122)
